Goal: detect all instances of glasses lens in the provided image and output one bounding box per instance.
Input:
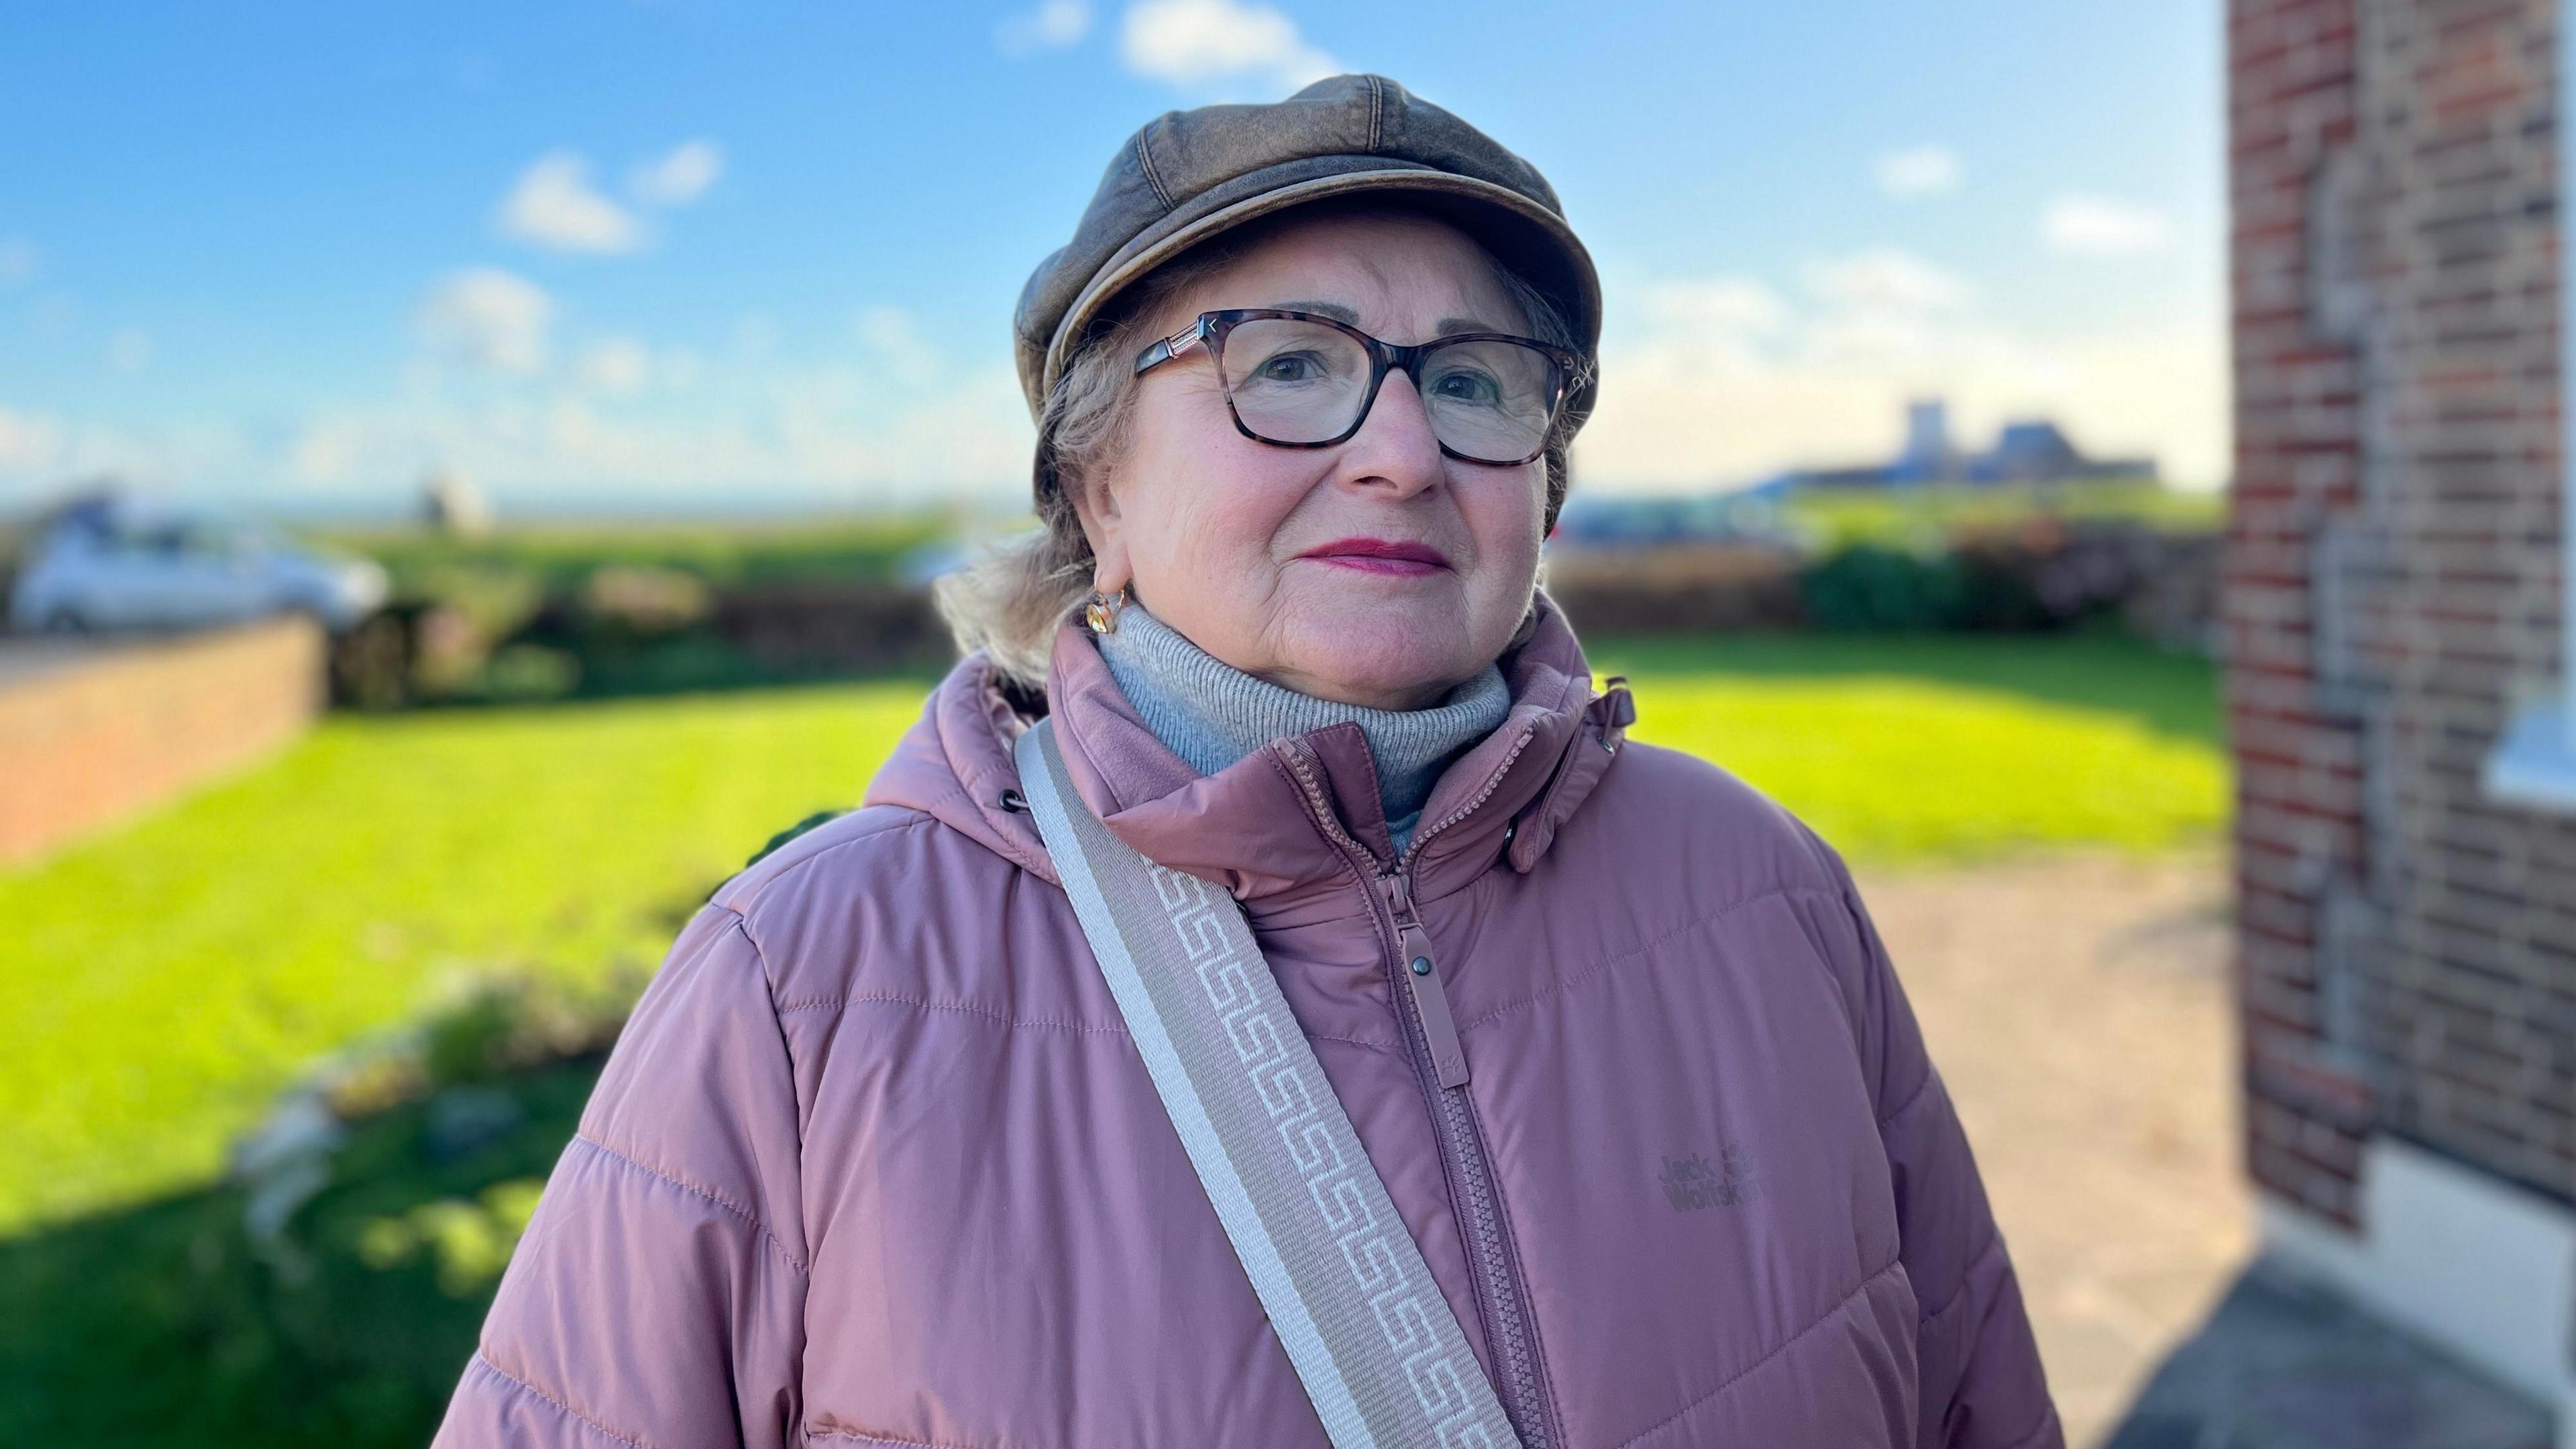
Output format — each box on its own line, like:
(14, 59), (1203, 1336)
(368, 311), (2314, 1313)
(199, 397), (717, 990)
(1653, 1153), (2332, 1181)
(1217, 317), (1373, 445)
(1418, 338), (1562, 464)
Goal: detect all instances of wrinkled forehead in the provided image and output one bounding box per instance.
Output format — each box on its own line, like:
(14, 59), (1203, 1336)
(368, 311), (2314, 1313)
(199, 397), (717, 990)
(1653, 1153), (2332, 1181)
(1155, 209), (1529, 343)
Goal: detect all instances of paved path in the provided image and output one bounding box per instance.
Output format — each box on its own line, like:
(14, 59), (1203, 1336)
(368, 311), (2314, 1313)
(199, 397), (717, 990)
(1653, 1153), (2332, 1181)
(2104, 1266), (2551, 1449)
(1856, 850), (2256, 1448)
(1864, 849), (2551, 1447)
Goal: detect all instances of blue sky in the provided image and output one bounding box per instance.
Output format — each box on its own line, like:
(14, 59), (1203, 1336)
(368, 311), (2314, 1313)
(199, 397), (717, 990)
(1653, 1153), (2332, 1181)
(0, 1), (2224, 514)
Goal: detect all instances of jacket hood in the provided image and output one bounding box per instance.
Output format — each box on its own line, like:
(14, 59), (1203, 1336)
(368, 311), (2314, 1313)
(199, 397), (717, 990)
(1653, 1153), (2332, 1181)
(863, 588), (1634, 922)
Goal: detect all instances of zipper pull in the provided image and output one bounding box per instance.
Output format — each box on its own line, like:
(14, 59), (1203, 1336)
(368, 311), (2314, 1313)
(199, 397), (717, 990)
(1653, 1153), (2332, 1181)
(1386, 874), (1471, 1089)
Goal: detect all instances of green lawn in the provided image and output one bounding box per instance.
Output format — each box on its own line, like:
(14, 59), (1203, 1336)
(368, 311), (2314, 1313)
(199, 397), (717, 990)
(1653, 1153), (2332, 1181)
(0, 682), (935, 1236)
(1597, 630), (2226, 859)
(0, 631), (2223, 1238)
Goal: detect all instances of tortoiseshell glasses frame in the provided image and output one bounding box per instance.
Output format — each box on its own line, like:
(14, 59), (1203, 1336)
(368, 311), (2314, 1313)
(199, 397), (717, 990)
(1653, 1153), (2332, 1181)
(1132, 307), (1586, 467)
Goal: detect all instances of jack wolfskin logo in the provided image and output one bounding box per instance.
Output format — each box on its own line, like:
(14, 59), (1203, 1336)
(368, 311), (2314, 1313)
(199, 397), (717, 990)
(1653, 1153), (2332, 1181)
(1658, 1145), (1762, 1212)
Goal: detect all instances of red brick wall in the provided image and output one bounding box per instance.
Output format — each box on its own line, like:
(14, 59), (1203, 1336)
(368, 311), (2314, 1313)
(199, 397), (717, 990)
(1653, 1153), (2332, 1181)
(0, 617), (325, 866)
(2230, 0), (2373, 1226)
(2229, 0), (2576, 1223)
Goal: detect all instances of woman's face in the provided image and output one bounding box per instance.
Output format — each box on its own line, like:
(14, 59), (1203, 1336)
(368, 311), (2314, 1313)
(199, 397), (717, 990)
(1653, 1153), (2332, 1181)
(1073, 210), (1550, 711)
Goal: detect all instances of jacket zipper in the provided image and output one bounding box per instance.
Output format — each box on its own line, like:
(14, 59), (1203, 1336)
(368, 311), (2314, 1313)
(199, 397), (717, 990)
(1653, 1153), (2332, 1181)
(1275, 735), (1560, 1449)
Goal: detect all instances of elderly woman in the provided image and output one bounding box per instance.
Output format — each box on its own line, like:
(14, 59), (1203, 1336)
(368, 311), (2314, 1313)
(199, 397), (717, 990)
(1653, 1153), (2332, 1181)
(437, 75), (2059, 1449)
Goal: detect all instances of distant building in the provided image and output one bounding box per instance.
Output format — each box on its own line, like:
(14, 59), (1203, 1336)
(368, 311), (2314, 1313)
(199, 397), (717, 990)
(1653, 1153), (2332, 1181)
(1896, 398), (1959, 481)
(1982, 421), (2095, 482)
(421, 468), (493, 538)
(1762, 398), (2158, 491)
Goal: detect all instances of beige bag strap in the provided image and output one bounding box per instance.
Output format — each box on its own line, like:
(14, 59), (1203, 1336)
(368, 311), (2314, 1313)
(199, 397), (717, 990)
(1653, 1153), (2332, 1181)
(1014, 718), (1521, 1449)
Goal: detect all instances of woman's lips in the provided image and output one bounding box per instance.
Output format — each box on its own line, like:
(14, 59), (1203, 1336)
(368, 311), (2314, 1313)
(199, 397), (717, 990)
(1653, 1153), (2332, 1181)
(1298, 537), (1452, 576)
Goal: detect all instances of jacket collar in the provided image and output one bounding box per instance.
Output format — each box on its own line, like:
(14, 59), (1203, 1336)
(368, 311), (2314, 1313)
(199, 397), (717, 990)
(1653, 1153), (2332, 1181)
(864, 589), (1632, 925)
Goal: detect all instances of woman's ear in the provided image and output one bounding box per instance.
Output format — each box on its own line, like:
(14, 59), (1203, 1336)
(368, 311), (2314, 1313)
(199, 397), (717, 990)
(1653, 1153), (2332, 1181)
(1067, 472), (1132, 592)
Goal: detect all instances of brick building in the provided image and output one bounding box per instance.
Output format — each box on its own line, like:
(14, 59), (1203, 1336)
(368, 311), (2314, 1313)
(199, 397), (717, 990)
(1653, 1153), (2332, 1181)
(2229, 0), (2576, 1428)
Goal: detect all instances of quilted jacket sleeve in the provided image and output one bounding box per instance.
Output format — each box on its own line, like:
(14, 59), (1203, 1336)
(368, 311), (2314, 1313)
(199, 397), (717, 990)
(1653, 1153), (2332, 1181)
(432, 904), (811, 1449)
(1799, 835), (2065, 1449)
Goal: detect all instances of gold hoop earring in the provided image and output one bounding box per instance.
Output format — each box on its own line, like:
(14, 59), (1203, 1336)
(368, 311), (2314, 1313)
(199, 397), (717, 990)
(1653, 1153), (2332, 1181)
(1084, 586), (1128, 635)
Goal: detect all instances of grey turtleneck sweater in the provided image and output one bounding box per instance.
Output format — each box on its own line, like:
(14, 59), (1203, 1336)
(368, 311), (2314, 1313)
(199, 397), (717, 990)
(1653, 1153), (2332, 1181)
(1093, 601), (1511, 855)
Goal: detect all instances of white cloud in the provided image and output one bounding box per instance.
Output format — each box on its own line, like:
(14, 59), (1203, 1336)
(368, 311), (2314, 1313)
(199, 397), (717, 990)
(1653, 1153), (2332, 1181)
(0, 408), (253, 500)
(1572, 246), (2226, 492)
(2044, 195), (2173, 257)
(576, 337), (655, 396)
(0, 238), (36, 287)
(261, 301), (1030, 506)
(1120, 0), (1337, 93)
(0, 406), (63, 472)
(1645, 278), (1789, 339)
(657, 346), (705, 391)
(1803, 248), (1976, 315)
(998, 0), (1093, 54)
(855, 305), (942, 386)
(629, 140), (724, 207)
(292, 416), (366, 485)
(566, 336), (696, 397)
(417, 268), (553, 374)
(497, 151), (645, 254)
(270, 362), (1033, 508)
(1876, 145), (1962, 199)
(105, 329), (153, 374)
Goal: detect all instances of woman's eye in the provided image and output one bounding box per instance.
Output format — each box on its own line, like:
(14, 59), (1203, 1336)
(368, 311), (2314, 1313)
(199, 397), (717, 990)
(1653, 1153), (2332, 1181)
(1430, 368), (1501, 405)
(1256, 352), (1325, 382)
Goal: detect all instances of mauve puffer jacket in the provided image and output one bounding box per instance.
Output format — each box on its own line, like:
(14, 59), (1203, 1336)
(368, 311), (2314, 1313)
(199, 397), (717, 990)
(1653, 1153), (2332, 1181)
(433, 592), (2062, 1449)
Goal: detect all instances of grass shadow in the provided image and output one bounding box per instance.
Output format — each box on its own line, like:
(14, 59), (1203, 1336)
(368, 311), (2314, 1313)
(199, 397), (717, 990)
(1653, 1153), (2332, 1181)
(0, 1057), (602, 1449)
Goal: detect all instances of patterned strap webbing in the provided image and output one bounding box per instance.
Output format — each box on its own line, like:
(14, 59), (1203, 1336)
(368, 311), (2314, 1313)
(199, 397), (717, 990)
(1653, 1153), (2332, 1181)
(1014, 718), (1523, 1449)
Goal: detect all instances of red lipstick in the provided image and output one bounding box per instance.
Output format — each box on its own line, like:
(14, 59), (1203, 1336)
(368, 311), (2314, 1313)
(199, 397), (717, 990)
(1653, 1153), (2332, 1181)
(1297, 537), (1452, 576)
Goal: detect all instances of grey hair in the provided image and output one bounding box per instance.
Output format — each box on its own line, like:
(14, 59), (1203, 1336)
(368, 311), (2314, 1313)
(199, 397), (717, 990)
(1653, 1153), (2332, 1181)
(936, 200), (1588, 690)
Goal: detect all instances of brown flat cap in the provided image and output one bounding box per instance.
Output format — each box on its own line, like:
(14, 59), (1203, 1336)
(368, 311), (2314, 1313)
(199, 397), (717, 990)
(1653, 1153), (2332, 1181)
(1012, 72), (1601, 486)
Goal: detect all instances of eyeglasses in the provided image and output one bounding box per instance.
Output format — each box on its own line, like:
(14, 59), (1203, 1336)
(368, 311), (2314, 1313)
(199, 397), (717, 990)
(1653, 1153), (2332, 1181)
(1133, 308), (1587, 467)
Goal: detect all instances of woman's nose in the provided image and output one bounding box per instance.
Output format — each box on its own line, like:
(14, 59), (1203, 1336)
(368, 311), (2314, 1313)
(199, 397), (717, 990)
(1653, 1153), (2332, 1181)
(1336, 369), (1446, 496)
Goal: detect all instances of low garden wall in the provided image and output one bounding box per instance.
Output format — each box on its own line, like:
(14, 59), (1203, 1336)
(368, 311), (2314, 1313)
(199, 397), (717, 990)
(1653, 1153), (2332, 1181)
(1546, 521), (2220, 652)
(325, 516), (2223, 710)
(0, 615), (326, 865)
(1542, 542), (1807, 632)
